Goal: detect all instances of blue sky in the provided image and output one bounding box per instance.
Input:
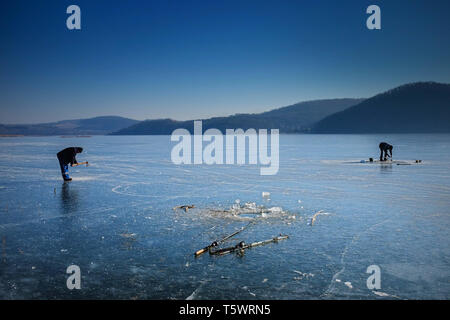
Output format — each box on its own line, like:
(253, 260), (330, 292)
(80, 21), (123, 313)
(1, 0), (449, 123)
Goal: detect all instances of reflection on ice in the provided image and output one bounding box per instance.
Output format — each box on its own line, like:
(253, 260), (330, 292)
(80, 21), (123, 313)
(60, 182), (79, 214)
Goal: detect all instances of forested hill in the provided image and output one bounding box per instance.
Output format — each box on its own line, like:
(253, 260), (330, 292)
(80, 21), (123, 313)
(0, 116), (139, 136)
(313, 82), (450, 133)
(111, 99), (363, 135)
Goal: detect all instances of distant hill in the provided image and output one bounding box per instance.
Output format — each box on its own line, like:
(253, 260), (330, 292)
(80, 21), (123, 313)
(111, 98), (364, 135)
(0, 116), (139, 136)
(313, 82), (450, 133)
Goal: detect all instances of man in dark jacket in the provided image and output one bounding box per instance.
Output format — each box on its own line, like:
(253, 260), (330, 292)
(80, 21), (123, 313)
(379, 142), (393, 161)
(57, 147), (83, 181)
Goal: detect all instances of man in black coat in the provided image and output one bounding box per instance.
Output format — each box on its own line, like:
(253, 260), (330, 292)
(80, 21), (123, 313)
(379, 142), (393, 161)
(57, 147), (83, 181)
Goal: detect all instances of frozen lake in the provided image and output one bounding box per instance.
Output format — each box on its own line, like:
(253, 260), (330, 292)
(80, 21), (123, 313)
(0, 134), (449, 299)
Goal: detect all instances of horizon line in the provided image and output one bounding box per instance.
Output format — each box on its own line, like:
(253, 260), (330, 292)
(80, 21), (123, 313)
(1, 97), (366, 126)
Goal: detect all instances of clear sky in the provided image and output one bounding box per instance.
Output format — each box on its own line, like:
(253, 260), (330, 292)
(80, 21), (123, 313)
(0, 0), (449, 124)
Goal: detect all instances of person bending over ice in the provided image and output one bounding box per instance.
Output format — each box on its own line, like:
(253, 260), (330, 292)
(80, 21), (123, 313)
(379, 142), (393, 161)
(57, 147), (85, 181)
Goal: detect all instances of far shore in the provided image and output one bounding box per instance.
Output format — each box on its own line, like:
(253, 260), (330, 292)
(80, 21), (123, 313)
(0, 134), (24, 137)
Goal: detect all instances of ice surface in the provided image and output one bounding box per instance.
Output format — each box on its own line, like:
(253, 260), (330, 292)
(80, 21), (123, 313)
(0, 134), (449, 299)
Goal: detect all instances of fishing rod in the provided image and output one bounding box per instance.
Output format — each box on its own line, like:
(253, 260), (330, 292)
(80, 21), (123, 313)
(194, 222), (252, 257)
(209, 235), (289, 256)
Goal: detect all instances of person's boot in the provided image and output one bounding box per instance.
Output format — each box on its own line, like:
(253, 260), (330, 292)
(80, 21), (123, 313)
(63, 166), (72, 181)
